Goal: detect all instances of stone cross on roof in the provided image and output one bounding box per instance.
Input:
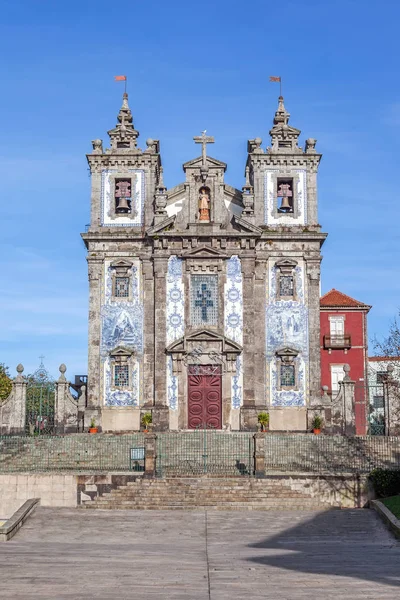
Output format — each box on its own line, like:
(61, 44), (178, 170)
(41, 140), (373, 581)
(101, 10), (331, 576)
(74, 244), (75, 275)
(193, 130), (215, 166)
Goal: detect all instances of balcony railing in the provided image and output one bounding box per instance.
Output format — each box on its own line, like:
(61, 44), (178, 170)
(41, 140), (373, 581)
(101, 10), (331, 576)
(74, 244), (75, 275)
(323, 334), (351, 349)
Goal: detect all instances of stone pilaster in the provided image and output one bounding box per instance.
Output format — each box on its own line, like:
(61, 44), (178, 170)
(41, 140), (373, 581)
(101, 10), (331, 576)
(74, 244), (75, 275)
(306, 260), (322, 406)
(142, 259), (155, 408)
(153, 257), (169, 431)
(240, 257), (258, 431)
(254, 260), (267, 406)
(87, 257), (103, 413)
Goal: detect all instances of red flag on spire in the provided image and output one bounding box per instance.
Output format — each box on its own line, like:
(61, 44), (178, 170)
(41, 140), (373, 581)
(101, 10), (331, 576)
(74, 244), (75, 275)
(114, 75), (127, 81)
(269, 76), (281, 82)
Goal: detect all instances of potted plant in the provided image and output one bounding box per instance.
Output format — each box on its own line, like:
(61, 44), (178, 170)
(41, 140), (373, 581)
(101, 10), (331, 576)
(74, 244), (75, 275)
(311, 414), (323, 435)
(89, 417), (98, 434)
(258, 411), (270, 432)
(141, 412), (152, 433)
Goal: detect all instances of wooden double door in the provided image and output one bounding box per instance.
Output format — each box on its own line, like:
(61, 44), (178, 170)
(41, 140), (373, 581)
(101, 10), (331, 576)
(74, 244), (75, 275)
(188, 365), (222, 429)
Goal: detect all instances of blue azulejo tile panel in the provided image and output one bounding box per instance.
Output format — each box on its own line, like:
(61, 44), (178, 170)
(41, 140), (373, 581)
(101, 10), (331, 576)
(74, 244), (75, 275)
(231, 355), (243, 409)
(265, 302), (309, 359)
(225, 256), (243, 409)
(264, 169), (307, 225)
(270, 358), (305, 407)
(268, 263), (304, 304)
(224, 256), (243, 345)
(101, 169), (145, 226)
(104, 358), (139, 407)
(101, 259), (143, 407)
(166, 256), (185, 345)
(167, 355), (178, 411)
(266, 263), (309, 407)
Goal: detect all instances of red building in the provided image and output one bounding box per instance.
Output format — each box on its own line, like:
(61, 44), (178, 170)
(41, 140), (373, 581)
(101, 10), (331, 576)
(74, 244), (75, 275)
(320, 289), (371, 435)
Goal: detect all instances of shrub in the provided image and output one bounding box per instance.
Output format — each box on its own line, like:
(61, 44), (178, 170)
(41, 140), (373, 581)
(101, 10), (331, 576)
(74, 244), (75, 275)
(311, 414), (323, 430)
(141, 412), (152, 429)
(0, 363), (12, 402)
(257, 412), (269, 426)
(369, 468), (400, 498)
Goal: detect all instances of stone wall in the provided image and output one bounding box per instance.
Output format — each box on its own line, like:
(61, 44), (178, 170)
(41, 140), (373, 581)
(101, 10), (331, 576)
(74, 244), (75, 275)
(0, 474), (76, 519)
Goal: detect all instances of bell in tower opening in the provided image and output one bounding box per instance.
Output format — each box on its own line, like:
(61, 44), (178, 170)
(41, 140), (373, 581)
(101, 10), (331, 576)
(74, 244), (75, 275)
(277, 179), (294, 213)
(115, 178), (132, 213)
(198, 186), (211, 222)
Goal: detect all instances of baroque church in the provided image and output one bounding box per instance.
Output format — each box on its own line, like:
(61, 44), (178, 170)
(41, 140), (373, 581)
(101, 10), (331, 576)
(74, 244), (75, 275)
(82, 93), (326, 432)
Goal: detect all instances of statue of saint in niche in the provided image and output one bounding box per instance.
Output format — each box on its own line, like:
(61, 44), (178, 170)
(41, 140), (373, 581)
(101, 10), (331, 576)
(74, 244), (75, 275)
(198, 187), (211, 221)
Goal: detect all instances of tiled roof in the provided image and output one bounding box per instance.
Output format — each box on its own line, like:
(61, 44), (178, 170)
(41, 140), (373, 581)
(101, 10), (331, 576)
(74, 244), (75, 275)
(320, 288), (371, 308)
(369, 356), (400, 362)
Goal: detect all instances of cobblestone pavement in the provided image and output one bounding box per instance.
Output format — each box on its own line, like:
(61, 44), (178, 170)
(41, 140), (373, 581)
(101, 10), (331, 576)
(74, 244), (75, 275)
(1, 507), (399, 599)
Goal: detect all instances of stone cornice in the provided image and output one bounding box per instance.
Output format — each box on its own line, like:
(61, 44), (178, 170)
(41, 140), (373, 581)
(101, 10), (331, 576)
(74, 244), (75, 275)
(86, 153), (160, 173)
(249, 154), (322, 170)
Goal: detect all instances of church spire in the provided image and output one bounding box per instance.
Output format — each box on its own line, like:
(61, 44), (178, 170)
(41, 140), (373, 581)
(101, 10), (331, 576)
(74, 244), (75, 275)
(117, 92), (133, 127)
(268, 95), (301, 153)
(107, 92), (139, 151)
(273, 95), (290, 126)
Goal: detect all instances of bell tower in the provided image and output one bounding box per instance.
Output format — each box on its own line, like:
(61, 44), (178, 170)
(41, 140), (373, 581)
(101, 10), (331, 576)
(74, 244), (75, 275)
(243, 95), (327, 430)
(82, 93), (161, 430)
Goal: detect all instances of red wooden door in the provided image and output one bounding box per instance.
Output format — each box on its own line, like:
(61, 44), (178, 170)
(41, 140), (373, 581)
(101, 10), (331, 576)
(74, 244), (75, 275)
(188, 365), (222, 429)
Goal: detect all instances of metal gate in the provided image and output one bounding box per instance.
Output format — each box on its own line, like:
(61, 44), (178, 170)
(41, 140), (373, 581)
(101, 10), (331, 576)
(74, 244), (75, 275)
(156, 428), (254, 477)
(367, 383), (386, 435)
(26, 360), (55, 435)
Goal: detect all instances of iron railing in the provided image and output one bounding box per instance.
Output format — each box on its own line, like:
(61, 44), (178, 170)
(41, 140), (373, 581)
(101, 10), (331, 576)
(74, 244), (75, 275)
(323, 334), (351, 349)
(264, 435), (400, 473)
(0, 434), (145, 473)
(156, 430), (254, 477)
(0, 433), (399, 475)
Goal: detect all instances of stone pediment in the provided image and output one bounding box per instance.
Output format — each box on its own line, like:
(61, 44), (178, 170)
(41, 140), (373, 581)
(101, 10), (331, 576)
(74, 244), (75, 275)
(233, 215), (262, 234)
(166, 329), (242, 354)
(110, 259), (133, 268)
(183, 155), (227, 170)
(275, 346), (299, 358)
(179, 245), (228, 259)
(270, 124), (301, 137)
(146, 215), (176, 235)
(275, 258), (298, 270)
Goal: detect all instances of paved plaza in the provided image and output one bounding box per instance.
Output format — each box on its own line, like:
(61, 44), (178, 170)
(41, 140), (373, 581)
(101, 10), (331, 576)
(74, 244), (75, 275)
(1, 507), (399, 599)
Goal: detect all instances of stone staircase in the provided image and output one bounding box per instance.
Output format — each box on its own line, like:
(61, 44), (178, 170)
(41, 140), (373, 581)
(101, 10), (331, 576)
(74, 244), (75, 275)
(82, 477), (336, 511)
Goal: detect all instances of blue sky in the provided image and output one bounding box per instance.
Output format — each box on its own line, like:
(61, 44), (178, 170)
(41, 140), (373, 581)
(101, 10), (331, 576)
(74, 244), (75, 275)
(0, 0), (399, 379)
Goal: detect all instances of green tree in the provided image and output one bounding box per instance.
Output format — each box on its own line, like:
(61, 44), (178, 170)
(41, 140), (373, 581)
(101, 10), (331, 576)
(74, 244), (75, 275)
(0, 363), (12, 402)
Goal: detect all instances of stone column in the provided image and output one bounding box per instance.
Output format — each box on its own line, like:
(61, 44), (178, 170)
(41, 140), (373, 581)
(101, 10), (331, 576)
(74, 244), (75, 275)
(87, 257), (103, 421)
(254, 432), (266, 478)
(153, 257), (169, 431)
(385, 365), (400, 436)
(9, 364), (27, 434)
(142, 259), (155, 408)
(240, 257), (259, 431)
(55, 364), (78, 434)
(306, 260), (322, 406)
(144, 433), (157, 478)
(342, 364), (356, 435)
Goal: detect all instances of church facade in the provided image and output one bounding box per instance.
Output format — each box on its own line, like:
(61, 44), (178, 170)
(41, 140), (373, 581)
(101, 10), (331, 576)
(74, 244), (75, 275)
(82, 94), (327, 432)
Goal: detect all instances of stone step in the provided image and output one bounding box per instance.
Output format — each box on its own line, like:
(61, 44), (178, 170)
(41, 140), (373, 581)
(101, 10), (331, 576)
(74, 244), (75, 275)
(84, 502), (331, 511)
(82, 474), (334, 511)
